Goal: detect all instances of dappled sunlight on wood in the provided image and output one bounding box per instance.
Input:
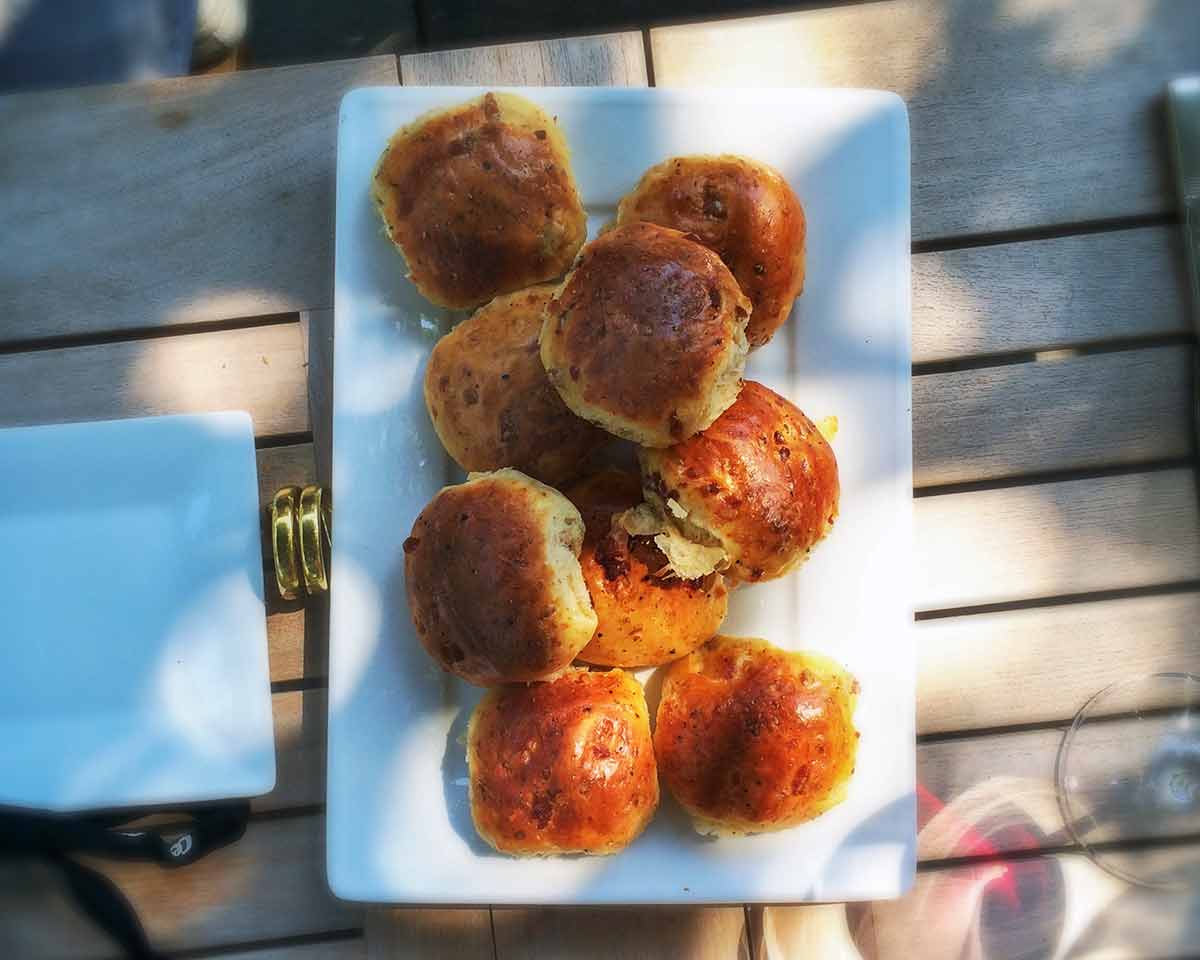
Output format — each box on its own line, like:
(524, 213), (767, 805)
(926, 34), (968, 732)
(914, 470), (1200, 610)
(1002, 0), (1154, 70)
(650, 3), (949, 96)
(916, 594), (1200, 734)
(127, 323), (309, 436)
(401, 32), (649, 87)
(913, 228), (1189, 364)
(491, 906), (751, 960)
(367, 907), (494, 959)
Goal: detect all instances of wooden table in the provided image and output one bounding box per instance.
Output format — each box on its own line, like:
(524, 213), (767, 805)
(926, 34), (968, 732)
(2, 2), (1197, 956)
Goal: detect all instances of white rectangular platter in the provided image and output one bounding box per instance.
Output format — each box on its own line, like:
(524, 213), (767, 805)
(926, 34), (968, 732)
(0, 412), (276, 813)
(329, 86), (913, 904)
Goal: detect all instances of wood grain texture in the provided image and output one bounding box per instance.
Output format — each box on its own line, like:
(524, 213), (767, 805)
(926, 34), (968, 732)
(492, 907), (750, 960)
(761, 846), (1200, 960)
(0, 322), (309, 435)
(912, 226), (1191, 363)
(367, 908), (494, 960)
(300, 310), (335, 486)
(0, 815), (360, 959)
(268, 608), (310, 682)
(650, 0), (1200, 240)
(915, 468), (1200, 610)
(257, 442), (317, 508)
(260, 689), (327, 813)
(0, 57), (397, 346)
(912, 346), (1194, 487)
(917, 591), (1200, 734)
(400, 31), (648, 87)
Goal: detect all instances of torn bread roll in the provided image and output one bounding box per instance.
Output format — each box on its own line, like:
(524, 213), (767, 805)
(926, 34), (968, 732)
(632, 380), (839, 583)
(565, 469), (727, 667)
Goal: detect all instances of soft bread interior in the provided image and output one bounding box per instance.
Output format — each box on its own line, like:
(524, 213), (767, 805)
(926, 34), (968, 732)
(543, 499), (597, 634)
(617, 500), (727, 581)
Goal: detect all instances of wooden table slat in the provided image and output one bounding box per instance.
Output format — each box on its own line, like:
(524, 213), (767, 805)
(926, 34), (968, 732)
(260, 688), (327, 813)
(912, 226), (1190, 363)
(0, 321), (309, 436)
(917, 590), (1200, 734)
(916, 468), (1200, 610)
(367, 908), (495, 960)
(493, 906), (750, 960)
(400, 32), (648, 87)
(913, 345), (1194, 487)
(651, 0), (1200, 240)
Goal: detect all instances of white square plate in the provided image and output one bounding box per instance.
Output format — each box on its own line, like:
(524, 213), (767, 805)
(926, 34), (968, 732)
(329, 86), (914, 904)
(0, 412), (276, 813)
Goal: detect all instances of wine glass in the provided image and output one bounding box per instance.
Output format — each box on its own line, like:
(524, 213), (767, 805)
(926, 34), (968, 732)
(1056, 672), (1200, 888)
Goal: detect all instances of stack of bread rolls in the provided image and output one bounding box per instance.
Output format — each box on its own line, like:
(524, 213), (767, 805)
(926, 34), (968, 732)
(376, 92), (858, 856)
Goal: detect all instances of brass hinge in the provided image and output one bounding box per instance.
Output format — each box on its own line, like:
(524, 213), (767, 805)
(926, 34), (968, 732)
(270, 485), (331, 600)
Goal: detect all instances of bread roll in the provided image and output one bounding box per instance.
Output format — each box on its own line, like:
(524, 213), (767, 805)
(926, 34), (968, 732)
(617, 155), (805, 348)
(639, 380), (839, 583)
(654, 635), (858, 835)
(565, 469), (727, 667)
(372, 92), (587, 309)
(540, 221), (751, 447)
(404, 469), (596, 686)
(424, 285), (606, 485)
(469, 667), (658, 855)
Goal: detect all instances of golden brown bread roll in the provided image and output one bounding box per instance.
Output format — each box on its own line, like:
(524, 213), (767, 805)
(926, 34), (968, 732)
(469, 667), (659, 855)
(424, 285), (606, 485)
(372, 92), (587, 309)
(639, 380), (839, 583)
(540, 221), (751, 448)
(403, 469), (596, 686)
(564, 469), (728, 667)
(654, 636), (859, 836)
(617, 155), (806, 349)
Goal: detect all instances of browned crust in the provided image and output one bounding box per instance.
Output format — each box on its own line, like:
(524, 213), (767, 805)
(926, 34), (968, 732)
(654, 636), (858, 834)
(404, 473), (592, 686)
(565, 469), (728, 667)
(641, 380), (839, 583)
(469, 668), (659, 855)
(373, 92), (587, 309)
(540, 221), (751, 447)
(424, 285), (606, 485)
(617, 155), (806, 349)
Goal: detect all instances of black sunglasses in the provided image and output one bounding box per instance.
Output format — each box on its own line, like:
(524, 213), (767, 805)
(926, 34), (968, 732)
(0, 801), (250, 959)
